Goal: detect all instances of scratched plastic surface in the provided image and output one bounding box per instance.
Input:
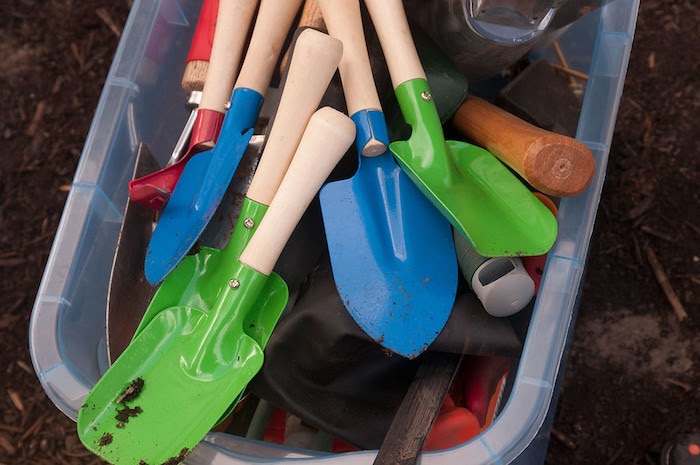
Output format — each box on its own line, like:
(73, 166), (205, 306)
(29, 0), (639, 463)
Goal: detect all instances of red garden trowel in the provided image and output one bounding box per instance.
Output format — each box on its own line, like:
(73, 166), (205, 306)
(144, 0), (306, 284)
(128, 0), (259, 210)
(77, 107), (355, 465)
(107, 0), (219, 362)
(317, 0), (457, 358)
(364, 0), (558, 258)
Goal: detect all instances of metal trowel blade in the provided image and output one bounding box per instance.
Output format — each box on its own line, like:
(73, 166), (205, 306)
(106, 142), (159, 364)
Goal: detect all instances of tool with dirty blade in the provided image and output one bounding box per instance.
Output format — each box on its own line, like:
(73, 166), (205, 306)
(123, 29), (342, 425)
(317, 0), (457, 358)
(133, 28), (342, 342)
(77, 107), (355, 465)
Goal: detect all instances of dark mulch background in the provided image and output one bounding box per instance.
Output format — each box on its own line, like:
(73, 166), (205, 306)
(1, 1), (697, 464)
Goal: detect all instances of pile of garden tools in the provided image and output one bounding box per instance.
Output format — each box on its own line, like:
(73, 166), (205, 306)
(76, 0), (596, 464)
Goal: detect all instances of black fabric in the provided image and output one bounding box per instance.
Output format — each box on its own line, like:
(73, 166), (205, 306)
(249, 253), (521, 449)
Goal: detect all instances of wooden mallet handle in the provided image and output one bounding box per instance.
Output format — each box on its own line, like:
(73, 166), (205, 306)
(453, 96), (596, 197)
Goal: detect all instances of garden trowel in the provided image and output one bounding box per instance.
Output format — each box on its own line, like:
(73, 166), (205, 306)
(77, 107), (356, 465)
(317, 0), (457, 358)
(364, 0), (558, 258)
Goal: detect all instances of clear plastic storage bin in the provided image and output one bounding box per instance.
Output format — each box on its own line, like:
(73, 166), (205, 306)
(30, 0), (639, 463)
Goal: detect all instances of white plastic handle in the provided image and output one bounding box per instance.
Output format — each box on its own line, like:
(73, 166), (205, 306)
(234, 0), (305, 95)
(246, 29), (343, 205)
(240, 107), (356, 275)
(318, 0), (380, 116)
(363, 0), (426, 89)
(198, 0), (259, 112)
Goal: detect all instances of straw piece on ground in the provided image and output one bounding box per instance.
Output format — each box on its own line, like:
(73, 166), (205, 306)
(640, 225), (673, 242)
(665, 377), (693, 392)
(7, 390), (24, 412)
(17, 360), (34, 375)
(551, 427), (577, 449)
(643, 243), (689, 322)
(19, 413), (46, 443)
(0, 433), (17, 456)
(96, 7), (122, 38)
(26, 100), (47, 137)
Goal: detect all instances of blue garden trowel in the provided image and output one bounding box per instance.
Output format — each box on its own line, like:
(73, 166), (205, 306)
(144, 0), (305, 284)
(317, 0), (457, 358)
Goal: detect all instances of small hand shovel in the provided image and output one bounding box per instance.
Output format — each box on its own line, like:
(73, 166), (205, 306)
(317, 0), (457, 358)
(128, 0), (260, 210)
(386, 32), (596, 198)
(134, 28), (343, 341)
(144, 0), (309, 284)
(77, 107), (356, 465)
(364, 0), (558, 258)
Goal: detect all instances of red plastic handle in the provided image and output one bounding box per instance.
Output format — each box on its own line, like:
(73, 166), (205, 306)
(186, 0), (219, 64)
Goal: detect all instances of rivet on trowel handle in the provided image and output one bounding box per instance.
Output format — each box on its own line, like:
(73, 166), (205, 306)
(420, 91), (432, 101)
(243, 218), (255, 229)
(228, 279), (240, 289)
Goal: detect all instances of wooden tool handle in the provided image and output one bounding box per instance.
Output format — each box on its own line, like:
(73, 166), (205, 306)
(278, 0), (327, 75)
(181, 0), (220, 93)
(453, 96), (596, 197)
(318, 0), (380, 116)
(363, 0), (426, 89)
(373, 351), (463, 465)
(235, 0), (304, 95)
(298, 0), (325, 31)
(198, 0), (259, 112)
(246, 29), (342, 205)
(182, 61), (209, 94)
(240, 107), (355, 275)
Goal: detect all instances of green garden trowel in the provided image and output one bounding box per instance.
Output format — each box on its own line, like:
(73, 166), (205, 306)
(364, 0), (558, 257)
(76, 107), (356, 465)
(129, 28), (343, 346)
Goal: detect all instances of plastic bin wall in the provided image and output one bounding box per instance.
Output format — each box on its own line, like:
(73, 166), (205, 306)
(29, 0), (639, 463)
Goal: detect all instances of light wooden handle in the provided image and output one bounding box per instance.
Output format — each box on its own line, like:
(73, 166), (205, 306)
(240, 107), (356, 275)
(278, 0), (327, 75)
(246, 29), (343, 205)
(198, 0), (259, 112)
(182, 60), (209, 94)
(235, 0), (304, 94)
(363, 0), (426, 89)
(318, 0), (380, 115)
(453, 96), (596, 197)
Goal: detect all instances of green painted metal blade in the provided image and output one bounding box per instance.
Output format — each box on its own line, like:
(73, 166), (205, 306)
(132, 197), (269, 339)
(78, 264), (283, 465)
(392, 78), (558, 257)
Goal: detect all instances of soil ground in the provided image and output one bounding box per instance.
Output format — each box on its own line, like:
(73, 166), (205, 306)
(0, 1), (697, 464)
